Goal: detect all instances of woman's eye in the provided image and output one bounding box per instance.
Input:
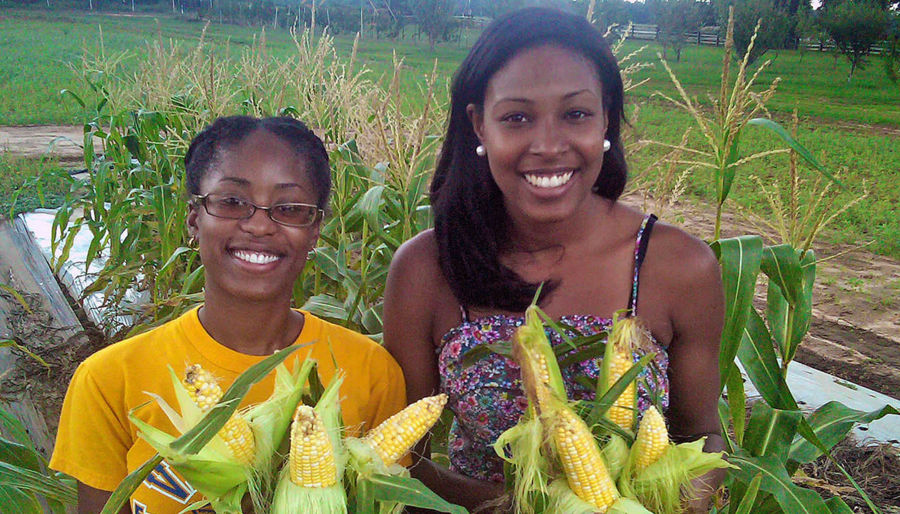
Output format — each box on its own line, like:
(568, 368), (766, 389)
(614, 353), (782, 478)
(566, 110), (592, 120)
(501, 113), (529, 124)
(220, 196), (247, 207)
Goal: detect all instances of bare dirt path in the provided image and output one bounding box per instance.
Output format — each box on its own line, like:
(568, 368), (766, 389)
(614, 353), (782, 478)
(3, 124), (899, 399)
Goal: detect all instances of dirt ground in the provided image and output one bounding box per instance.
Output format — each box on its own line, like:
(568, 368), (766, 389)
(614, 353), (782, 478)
(2, 124), (899, 400)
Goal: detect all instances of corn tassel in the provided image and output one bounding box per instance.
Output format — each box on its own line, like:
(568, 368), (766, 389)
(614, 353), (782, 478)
(632, 406), (668, 473)
(364, 393), (447, 467)
(183, 364), (255, 464)
(552, 403), (620, 512)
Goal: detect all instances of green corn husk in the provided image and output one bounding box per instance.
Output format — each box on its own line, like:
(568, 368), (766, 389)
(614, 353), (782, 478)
(493, 405), (551, 514)
(601, 435), (631, 483)
(130, 360), (314, 513)
(546, 479), (653, 514)
(513, 304), (567, 412)
(271, 372), (348, 514)
(618, 438), (733, 514)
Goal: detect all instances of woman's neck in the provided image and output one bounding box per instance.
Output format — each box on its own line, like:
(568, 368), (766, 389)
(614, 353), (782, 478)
(198, 292), (303, 356)
(505, 195), (615, 252)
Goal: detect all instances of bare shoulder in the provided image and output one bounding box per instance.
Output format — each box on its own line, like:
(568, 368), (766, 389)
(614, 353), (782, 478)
(645, 220), (720, 286)
(391, 229), (440, 273)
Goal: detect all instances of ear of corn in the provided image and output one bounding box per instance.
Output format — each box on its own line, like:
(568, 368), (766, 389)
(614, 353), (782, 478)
(289, 405), (338, 487)
(620, 437), (733, 514)
(513, 304), (566, 412)
(271, 373), (348, 513)
(552, 401), (620, 513)
(600, 314), (649, 432)
(363, 393), (448, 467)
(631, 406), (668, 473)
(183, 364), (256, 465)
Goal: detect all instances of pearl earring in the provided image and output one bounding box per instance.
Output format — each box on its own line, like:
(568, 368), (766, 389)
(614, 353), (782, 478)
(603, 139), (611, 152)
(476, 144), (486, 157)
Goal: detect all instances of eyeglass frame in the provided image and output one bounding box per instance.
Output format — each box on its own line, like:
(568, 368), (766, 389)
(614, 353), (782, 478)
(191, 193), (325, 228)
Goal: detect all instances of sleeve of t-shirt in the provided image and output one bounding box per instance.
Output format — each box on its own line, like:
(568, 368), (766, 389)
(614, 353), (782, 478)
(49, 360), (131, 491)
(366, 346), (408, 431)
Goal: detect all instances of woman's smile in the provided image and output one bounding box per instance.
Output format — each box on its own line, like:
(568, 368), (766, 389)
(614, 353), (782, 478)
(522, 169), (576, 189)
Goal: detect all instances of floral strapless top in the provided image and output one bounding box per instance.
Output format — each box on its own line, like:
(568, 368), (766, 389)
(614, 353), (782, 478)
(437, 315), (669, 482)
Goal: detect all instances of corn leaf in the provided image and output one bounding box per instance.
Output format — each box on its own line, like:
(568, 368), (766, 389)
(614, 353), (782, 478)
(761, 245), (803, 307)
(824, 497), (855, 514)
(711, 235), (763, 393)
(724, 362), (747, 444)
(0, 486), (42, 514)
(731, 474), (762, 514)
(100, 454), (164, 514)
(727, 453), (829, 514)
(742, 403), (802, 459)
(746, 118), (841, 186)
(365, 474), (468, 513)
(0, 461), (78, 505)
(788, 401), (899, 466)
(737, 309), (797, 410)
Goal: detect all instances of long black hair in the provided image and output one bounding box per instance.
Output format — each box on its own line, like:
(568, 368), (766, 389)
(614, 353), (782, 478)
(184, 115), (331, 209)
(430, 7), (628, 312)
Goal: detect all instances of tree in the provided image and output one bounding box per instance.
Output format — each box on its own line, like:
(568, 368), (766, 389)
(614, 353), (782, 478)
(721, 0), (795, 65)
(651, 0), (701, 62)
(820, 0), (889, 81)
(795, 6), (827, 61)
(408, 0), (456, 50)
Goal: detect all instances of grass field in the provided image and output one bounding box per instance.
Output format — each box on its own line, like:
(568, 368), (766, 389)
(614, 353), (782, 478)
(1, 8), (898, 258)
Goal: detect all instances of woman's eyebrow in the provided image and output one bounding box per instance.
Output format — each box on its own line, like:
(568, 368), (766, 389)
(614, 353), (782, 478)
(217, 177), (250, 186)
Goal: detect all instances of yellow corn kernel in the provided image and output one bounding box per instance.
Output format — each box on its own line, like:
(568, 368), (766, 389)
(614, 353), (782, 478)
(554, 407), (620, 512)
(633, 406), (668, 473)
(182, 364), (255, 464)
(290, 405), (338, 488)
(365, 394), (447, 466)
(607, 350), (636, 431)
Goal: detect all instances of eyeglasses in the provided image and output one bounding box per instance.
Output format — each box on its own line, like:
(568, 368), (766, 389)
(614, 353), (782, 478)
(192, 194), (324, 228)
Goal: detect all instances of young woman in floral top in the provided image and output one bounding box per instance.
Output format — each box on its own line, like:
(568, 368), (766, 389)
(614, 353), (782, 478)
(383, 7), (725, 512)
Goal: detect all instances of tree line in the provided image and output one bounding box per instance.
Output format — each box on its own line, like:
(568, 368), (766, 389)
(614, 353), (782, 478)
(6, 0), (899, 80)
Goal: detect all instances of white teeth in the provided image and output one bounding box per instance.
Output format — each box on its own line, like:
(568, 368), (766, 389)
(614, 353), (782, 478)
(524, 171), (574, 189)
(234, 250), (279, 265)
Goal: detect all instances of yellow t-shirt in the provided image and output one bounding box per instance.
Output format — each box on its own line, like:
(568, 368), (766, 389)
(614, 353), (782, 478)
(50, 307), (407, 513)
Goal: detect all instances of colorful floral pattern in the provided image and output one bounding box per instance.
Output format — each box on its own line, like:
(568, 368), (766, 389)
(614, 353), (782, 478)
(438, 315), (669, 482)
(436, 214), (666, 482)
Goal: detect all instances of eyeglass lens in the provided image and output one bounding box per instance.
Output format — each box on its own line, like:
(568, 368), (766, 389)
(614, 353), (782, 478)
(203, 194), (319, 226)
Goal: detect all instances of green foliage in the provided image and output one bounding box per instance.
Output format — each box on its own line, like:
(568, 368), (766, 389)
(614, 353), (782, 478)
(407, 0), (457, 50)
(649, 0), (700, 62)
(819, 0), (891, 80)
(0, 155), (71, 218)
(720, 0), (794, 65)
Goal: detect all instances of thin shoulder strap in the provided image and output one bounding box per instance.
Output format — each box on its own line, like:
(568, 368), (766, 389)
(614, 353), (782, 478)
(459, 304), (471, 323)
(628, 214), (658, 316)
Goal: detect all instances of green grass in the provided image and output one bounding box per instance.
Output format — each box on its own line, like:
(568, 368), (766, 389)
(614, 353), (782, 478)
(0, 154), (71, 216)
(0, 8), (898, 259)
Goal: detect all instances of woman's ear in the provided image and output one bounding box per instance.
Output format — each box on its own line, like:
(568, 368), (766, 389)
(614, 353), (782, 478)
(466, 103), (485, 143)
(186, 203), (199, 241)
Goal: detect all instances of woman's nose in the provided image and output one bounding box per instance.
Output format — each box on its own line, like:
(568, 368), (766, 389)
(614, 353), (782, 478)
(529, 118), (568, 156)
(240, 206), (279, 235)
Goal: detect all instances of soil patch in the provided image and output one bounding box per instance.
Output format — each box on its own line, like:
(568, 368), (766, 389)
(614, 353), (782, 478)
(0, 125), (99, 166)
(801, 438), (900, 512)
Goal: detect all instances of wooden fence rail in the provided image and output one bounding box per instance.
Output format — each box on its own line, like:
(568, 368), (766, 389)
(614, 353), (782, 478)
(611, 23), (891, 54)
